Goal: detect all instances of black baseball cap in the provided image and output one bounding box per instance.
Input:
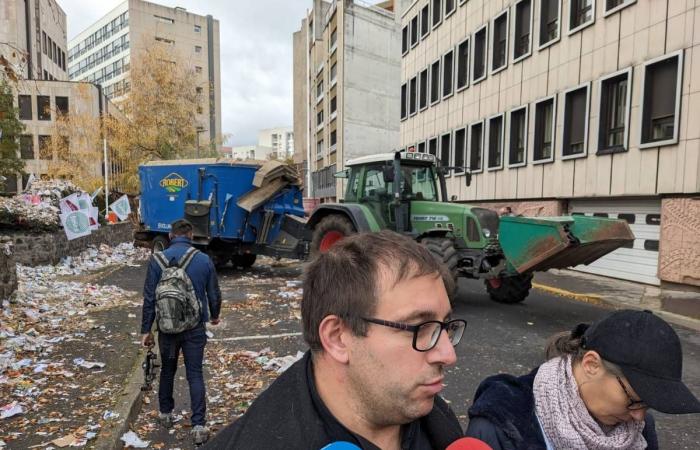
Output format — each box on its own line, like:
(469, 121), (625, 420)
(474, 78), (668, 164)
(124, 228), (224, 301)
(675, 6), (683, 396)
(581, 309), (700, 414)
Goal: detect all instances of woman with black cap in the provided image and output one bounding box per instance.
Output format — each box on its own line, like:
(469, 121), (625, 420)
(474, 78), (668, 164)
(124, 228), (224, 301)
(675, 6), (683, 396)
(465, 309), (700, 450)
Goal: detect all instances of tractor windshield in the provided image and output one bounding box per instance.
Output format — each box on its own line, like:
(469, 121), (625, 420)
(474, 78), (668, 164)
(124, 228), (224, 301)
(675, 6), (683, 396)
(398, 164), (438, 201)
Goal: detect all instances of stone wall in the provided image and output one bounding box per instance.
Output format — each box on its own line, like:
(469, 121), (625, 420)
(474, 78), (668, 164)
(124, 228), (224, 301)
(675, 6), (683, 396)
(9, 222), (134, 267)
(0, 236), (17, 300)
(659, 197), (700, 287)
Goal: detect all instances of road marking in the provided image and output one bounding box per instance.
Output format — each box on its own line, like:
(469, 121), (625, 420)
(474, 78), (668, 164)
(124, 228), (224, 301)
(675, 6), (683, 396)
(209, 332), (302, 342)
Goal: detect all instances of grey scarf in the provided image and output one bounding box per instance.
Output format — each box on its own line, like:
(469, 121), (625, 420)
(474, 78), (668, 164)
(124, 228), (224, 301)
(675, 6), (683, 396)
(533, 356), (647, 450)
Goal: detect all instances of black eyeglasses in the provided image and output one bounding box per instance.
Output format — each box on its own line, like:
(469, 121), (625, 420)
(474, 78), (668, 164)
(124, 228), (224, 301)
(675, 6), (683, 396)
(361, 317), (467, 352)
(616, 376), (647, 411)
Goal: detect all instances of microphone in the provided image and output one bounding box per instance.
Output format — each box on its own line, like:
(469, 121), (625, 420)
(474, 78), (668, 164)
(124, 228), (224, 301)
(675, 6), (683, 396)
(446, 437), (494, 450)
(321, 442), (362, 450)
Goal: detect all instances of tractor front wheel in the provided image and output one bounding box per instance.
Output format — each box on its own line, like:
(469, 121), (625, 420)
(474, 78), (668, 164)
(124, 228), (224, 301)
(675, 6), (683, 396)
(151, 235), (169, 253)
(485, 273), (533, 304)
(421, 238), (459, 282)
(310, 215), (355, 256)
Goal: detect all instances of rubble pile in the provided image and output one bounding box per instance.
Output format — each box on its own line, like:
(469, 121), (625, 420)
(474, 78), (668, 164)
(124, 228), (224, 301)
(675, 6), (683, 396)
(0, 180), (82, 231)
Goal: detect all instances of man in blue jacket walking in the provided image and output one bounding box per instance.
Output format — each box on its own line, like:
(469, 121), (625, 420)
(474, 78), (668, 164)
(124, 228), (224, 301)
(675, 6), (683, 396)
(140, 219), (222, 445)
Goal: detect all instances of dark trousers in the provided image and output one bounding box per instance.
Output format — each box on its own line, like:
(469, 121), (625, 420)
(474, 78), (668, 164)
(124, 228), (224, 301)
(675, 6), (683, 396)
(158, 324), (207, 426)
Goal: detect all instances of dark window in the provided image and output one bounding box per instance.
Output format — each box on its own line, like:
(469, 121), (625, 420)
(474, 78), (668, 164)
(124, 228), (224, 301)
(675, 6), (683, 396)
(509, 108), (527, 165)
(534, 98), (555, 161)
(492, 12), (508, 71)
(52, 41), (57, 63)
(641, 55), (680, 145)
(421, 4), (430, 38)
(317, 110), (324, 126)
(409, 76), (418, 116)
(18, 95), (32, 120)
(440, 132), (452, 169)
(442, 50), (454, 98)
(418, 141), (426, 153)
(456, 38), (469, 90)
(598, 71), (629, 152)
(470, 122), (483, 171)
(570, 0), (594, 30)
(432, 0), (442, 27)
(617, 213), (636, 224)
(473, 26), (487, 82)
(331, 96), (337, 114)
(428, 137), (438, 156)
(430, 59), (441, 104)
(454, 128), (466, 174)
(48, 36), (53, 60)
(514, 0), (532, 60)
(42, 32), (47, 54)
(419, 68), (429, 110)
(2, 174), (17, 193)
(563, 87), (588, 156)
(445, 0), (456, 17)
(55, 96), (69, 116)
(606, 0), (632, 12)
(646, 214), (661, 225)
(644, 240), (659, 251)
(539, 0), (560, 47)
(488, 116), (504, 169)
(411, 15), (419, 47)
(37, 96), (51, 120)
(593, 213), (609, 218)
(38, 135), (52, 159)
(402, 25), (409, 54)
(20, 135), (34, 159)
(330, 130), (337, 147)
(401, 83), (407, 120)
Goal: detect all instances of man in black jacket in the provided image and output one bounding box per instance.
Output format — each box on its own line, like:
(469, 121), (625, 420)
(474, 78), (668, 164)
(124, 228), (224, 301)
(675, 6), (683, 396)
(204, 230), (466, 449)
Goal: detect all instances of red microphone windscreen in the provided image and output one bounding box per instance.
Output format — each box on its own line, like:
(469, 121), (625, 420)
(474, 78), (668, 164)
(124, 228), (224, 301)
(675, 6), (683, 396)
(446, 437), (494, 450)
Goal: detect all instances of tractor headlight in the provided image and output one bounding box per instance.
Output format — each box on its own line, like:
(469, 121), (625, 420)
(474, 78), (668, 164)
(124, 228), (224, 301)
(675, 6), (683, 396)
(482, 228), (491, 238)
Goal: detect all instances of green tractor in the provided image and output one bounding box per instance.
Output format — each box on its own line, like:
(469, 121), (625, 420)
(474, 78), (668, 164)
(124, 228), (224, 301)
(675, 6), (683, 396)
(307, 151), (634, 304)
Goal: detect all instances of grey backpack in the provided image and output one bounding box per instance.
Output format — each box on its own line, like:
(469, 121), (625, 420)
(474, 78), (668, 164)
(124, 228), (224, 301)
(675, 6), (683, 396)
(153, 247), (202, 334)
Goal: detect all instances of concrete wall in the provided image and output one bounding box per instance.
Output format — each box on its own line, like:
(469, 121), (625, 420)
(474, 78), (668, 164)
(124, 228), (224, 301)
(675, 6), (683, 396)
(292, 24), (309, 167)
(659, 197), (700, 287)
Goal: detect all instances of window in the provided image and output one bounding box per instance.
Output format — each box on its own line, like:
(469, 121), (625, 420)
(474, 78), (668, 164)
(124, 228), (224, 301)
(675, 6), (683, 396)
(509, 107), (528, 167)
(605, 0), (636, 16)
(454, 127), (467, 174)
(432, 0), (442, 28)
(418, 141), (427, 153)
(38, 135), (52, 159)
(472, 25), (487, 84)
(491, 10), (508, 73)
(18, 95), (32, 120)
(330, 63), (337, 84)
(401, 82), (408, 120)
(598, 67), (631, 153)
(402, 25), (409, 55)
(514, 0), (532, 62)
(445, 0), (456, 18)
(569, 0), (594, 33)
(330, 29), (337, 52)
(419, 67), (429, 111)
(195, 66), (203, 73)
(194, 24), (201, 32)
(487, 114), (504, 170)
(442, 50), (454, 99)
(330, 130), (337, 148)
(409, 76), (418, 116)
(428, 136), (438, 156)
(42, 32), (47, 54)
(154, 14), (174, 24)
(469, 121), (484, 172)
(420, 4), (430, 39)
(640, 51), (683, 148)
(430, 58), (441, 105)
(539, 0), (560, 48)
(533, 96), (556, 163)
(456, 37), (470, 92)
(330, 96), (337, 116)
(316, 80), (324, 100)
(37, 96), (51, 120)
(562, 84), (590, 158)
(316, 139), (324, 157)
(48, 37), (53, 60)
(20, 135), (34, 159)
(156, 37), (175, 45)
(195, 45), (202, 53)
(411, 15), (419, 48)
(196, 86), (204, 94)
(317, 110), (324, 127)
(440, 132), (452, 174)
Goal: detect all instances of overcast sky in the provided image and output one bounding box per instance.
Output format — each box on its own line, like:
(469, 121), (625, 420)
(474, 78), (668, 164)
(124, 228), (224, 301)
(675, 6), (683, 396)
(59, 0), (311, 146)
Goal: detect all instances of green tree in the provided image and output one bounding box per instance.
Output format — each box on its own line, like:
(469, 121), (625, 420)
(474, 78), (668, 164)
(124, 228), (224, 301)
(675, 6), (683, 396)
(0, 76), (25, 191)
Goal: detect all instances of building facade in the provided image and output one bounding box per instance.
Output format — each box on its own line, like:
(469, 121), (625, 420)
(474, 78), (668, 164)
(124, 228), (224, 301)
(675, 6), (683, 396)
(400, 0), (699, 288)
(258, 127), (294, 160)
(230, 145), (275, 160)
(293, 0), (404, 201)
(67, 0), (222, 149)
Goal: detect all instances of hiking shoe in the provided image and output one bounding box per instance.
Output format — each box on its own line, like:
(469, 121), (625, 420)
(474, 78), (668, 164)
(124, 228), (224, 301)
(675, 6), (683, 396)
(158, 412), (173, 428)
(192, 425), (210, 445)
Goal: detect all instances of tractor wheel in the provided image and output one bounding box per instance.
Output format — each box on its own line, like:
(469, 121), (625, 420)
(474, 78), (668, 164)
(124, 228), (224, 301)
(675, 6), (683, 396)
(310, 215), (355, 256)
(232, 253), (257, 268)
(421, 238), (459, 282)
(151, 235), (169, 253)
(485, 273), (533, 304)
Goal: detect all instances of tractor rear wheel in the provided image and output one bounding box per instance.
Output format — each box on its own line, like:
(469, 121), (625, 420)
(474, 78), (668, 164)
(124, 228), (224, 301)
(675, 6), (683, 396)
(421, 238), (459, 282)
(152, 235), (169, 253)
(485, 273), (533, 304)
(310, 215), (355, 256)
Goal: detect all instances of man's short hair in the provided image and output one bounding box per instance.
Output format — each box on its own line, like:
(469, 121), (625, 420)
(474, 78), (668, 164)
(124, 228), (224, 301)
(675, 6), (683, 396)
(302, 230), (455, 352)
(170, 219), (194, 236)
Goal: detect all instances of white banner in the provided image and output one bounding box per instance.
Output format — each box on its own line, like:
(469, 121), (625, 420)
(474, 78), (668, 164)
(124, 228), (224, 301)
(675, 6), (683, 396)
(60, 210), (92, 240)
(110, 195), (131, 221)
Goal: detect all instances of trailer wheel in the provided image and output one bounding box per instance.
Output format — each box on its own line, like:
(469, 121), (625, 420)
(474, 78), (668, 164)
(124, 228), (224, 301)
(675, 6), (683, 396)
(485, 273), (533, 304)
(421, 238), (459, 282)
(310, 215), (355, 256)
(232, 254), (257, 268)
(152, 235), (170, 253)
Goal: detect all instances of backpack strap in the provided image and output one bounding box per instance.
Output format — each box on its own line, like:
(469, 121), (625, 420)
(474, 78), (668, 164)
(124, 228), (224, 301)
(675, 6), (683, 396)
(153, 251), (169, 270)
(177, 247), (200, 270)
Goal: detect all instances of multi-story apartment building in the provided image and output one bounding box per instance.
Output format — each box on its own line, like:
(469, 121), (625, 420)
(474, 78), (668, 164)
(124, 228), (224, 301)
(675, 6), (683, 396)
(259, 127), (294, 160)
(230, 145), (275, 160)
(67, 0), (222, 149)
(400, 0), (699, 289)
(293, 0), (404, 201)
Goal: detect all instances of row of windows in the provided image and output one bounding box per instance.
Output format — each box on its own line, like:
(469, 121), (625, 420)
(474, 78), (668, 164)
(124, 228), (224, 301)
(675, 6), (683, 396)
(79, 56), (130, 86)
(69, 34), (129, 79)
(69, 11), (129, 62)
(17, 95), (69, 121)
(16, 134), (68, 161)
(402, 0), (637, 58)
(42, 31), (66, 72)
(403, 51), (683, 175)
(103, 78), (131, 99)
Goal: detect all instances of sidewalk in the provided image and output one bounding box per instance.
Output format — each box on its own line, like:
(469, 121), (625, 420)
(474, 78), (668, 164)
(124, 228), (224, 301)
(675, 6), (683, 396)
(533, 269), (700, 331)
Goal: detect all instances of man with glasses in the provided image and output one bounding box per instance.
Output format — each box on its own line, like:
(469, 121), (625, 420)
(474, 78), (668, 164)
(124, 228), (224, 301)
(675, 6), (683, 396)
(204, 230), (466, 449)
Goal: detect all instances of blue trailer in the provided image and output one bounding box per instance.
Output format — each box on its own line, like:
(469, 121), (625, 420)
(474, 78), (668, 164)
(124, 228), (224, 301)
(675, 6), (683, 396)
(134, 159), (310, 267)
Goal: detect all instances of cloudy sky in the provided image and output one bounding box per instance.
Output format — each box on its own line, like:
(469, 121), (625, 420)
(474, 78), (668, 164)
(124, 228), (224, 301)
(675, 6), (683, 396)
(59, 0), (311, 146)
